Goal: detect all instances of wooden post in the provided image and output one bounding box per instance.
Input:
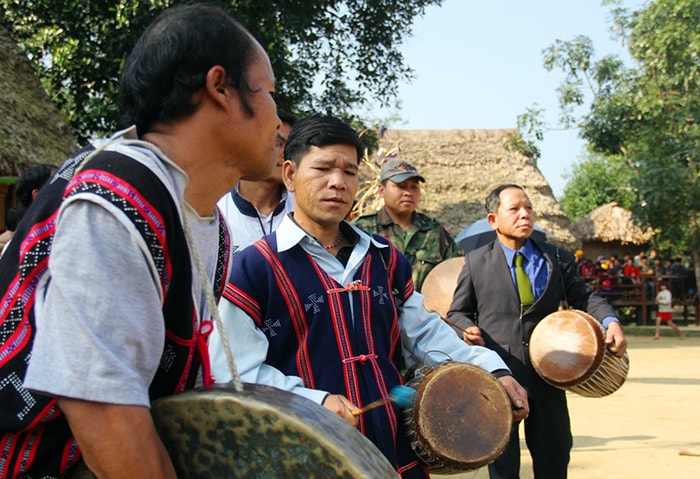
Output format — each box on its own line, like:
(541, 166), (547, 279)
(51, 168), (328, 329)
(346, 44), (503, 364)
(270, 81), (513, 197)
(640, 278), (648, 325)
(0, 184), (9, 230)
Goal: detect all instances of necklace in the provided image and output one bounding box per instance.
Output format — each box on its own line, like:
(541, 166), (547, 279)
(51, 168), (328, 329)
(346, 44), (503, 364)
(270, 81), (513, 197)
(324, 233), (343, 250)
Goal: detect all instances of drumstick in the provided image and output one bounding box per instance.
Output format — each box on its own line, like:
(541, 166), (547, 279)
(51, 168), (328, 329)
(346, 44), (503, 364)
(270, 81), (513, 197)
(442, 317), (469, 334)
(679, 449), (700, 457)
(351, 385), (416, 416)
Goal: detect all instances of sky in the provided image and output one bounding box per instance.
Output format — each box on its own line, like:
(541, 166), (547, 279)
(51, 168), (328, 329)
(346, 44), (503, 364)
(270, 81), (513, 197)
(381, 0), (646, 199)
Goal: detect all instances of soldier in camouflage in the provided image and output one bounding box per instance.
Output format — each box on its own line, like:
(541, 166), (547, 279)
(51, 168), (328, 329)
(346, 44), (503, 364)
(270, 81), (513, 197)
(353, 157), (462, 291)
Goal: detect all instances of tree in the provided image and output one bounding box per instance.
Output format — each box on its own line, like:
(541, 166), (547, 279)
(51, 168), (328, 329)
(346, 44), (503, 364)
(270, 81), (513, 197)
(0, 0), (441, 144)
(503, 105), (545, 161)
(560, 151), (638, 222)
(541, 0), (700, 291)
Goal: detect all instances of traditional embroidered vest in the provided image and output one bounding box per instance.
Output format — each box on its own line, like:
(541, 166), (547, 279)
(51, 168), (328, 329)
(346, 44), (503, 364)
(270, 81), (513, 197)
(0, 145), (229, 478)
(223, 234), (429, 478)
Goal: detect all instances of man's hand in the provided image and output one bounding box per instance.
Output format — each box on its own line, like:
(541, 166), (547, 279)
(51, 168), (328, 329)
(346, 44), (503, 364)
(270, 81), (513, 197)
(605, 321), (627, 357)
(59, 398), (177, 479)
(462, 326), (485, 346)
(322, 394), (359, 426)
(497, 376), (529, 422)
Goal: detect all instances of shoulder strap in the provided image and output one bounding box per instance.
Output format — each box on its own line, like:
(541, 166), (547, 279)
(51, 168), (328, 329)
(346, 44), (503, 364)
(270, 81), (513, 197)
(556, 247), (570, 309)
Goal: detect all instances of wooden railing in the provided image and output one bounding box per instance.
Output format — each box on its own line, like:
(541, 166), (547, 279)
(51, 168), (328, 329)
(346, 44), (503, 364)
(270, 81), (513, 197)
(583, 274), (698, 326)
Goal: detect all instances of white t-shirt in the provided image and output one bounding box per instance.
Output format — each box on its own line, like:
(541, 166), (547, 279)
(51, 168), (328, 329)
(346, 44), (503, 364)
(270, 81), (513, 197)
(217, 184), (294, 260)
(656, 289), (672, 312)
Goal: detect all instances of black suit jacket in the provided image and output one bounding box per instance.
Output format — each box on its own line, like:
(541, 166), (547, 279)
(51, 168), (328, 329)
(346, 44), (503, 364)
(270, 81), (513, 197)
(446, 238), (617, 396)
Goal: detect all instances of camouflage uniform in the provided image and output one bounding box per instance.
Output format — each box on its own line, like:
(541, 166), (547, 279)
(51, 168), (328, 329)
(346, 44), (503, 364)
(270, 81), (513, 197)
(353, 206), (462, 291)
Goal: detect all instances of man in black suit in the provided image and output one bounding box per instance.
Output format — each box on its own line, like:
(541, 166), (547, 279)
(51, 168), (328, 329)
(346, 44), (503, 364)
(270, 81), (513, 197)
(447, 184), (627, 479)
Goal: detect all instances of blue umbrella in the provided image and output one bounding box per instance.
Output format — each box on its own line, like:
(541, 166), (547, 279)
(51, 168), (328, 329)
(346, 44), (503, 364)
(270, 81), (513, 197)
(456, 218), (547, 253)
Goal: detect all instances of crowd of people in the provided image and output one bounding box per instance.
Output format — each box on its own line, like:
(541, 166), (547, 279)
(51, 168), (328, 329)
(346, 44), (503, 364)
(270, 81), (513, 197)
(0, 3), (634, 479)
(575, 249), (696, 302)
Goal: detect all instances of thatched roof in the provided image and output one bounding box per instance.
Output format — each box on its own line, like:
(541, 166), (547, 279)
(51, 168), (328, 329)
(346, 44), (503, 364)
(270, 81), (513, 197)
(571, 201), (654, 245)
(365, 128), (577, 250)
(0, 25), (76, 175)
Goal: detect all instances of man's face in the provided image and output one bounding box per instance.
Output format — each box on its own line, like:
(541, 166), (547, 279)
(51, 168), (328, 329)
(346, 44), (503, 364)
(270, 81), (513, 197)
(267, 121), (292, 184)
(488, 187), (534, 246)
(230, 44), (280, 182)
(283, 144), (359, 230)
(379, 178), (421, 217)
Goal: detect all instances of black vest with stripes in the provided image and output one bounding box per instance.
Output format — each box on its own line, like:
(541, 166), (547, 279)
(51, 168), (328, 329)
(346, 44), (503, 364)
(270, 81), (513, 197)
(0, 143), (229, 478)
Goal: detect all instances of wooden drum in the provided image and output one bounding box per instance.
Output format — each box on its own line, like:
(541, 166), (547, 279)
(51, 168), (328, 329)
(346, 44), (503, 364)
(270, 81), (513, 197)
(404, 362), (513, 474)
(421, 257), (465, 319)
(68, 383), (398, 479)
(529, 309), (629, 398)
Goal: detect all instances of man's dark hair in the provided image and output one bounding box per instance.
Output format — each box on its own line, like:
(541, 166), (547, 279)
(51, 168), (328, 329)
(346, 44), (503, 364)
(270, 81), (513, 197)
(16, 164), (54, 207)
(284, 114), (365, 166)
(278, 109), (298, 127)
(5, 205), (28, 231)
(485, 184), (525, 214)
(119, 3), (259, 135)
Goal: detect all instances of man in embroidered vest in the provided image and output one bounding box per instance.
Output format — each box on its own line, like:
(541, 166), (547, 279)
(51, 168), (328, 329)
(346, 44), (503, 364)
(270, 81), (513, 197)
(0, 4), (280, 478)
(209, 115), (530, 479)
(352, 157), (462, 292)
(447, 184), (628, 479)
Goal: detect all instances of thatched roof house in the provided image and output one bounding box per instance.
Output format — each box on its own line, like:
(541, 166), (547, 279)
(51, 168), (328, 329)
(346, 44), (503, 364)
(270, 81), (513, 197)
(571, 201), (655, 260)
(0, 25), (76, 226)
(364, 128), (577, 250)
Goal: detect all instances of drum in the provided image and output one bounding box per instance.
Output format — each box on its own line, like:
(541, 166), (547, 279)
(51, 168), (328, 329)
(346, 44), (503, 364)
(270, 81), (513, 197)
(404, 362), (513, 474)
(529, 309), (629, 398)
(68, 383), (398, 479)
(421, 257), (465, 319)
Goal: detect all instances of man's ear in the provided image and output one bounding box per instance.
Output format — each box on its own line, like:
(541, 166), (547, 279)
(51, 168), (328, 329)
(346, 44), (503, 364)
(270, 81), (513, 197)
(487, 213), (498, 230)
(378, 184), (385, 198)
(205, 65), (230, 109)
(282, 160), (296, 192)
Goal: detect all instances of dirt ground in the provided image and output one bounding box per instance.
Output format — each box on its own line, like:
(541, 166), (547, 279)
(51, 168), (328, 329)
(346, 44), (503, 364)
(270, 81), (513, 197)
(434, 329), (700, 479)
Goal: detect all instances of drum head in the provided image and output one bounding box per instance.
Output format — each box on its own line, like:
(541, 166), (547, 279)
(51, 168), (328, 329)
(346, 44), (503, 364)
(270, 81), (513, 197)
(409, 362), (512, 471)
(529, 310), (605, 388)
(421, 257), (465, 319)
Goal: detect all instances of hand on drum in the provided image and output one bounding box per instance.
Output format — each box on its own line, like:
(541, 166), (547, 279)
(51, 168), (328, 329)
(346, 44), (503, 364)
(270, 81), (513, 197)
(462, 326), (485, 346)
(604, 321), (627, 357)
(322, 394), (360, 426)
(497, 376), (530, 422)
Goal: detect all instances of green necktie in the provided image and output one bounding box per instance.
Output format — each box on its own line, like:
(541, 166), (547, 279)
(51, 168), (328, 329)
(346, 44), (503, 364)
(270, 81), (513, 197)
(515, 253), (535, 306)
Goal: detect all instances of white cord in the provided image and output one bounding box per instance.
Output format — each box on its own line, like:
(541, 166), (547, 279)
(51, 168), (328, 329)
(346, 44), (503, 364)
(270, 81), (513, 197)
(182, 206), (244, 392)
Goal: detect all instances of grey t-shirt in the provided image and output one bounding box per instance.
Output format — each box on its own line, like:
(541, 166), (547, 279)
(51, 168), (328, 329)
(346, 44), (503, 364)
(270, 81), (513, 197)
(24, 146), (220, 408)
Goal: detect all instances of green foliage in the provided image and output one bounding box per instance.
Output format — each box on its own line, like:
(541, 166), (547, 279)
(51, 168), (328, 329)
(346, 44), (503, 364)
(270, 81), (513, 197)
(0, 176), (18, 185)
(0, 0), (441, 144)
(542, 35), (628, 129)
(504, 105), (545, 160)
(559, 152), (638, 221)
(544, 0), (700, 261)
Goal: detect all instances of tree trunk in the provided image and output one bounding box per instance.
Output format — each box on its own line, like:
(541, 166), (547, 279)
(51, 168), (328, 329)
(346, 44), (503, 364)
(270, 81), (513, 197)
(694, 250), (700, 298)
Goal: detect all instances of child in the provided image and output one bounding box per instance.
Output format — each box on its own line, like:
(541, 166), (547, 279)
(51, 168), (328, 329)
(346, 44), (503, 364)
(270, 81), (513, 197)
(654, 282), (685, 339)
